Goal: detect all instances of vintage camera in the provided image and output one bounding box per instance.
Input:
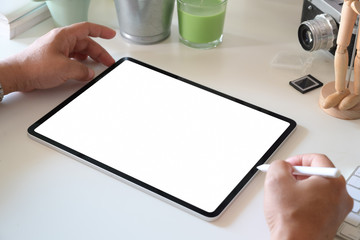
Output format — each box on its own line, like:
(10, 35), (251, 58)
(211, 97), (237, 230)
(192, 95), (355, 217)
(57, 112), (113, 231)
(298, 0), (356, 59)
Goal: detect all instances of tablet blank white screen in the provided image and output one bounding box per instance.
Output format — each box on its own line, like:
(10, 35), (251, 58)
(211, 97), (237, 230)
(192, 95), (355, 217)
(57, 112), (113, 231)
(35, 60), (290, 213)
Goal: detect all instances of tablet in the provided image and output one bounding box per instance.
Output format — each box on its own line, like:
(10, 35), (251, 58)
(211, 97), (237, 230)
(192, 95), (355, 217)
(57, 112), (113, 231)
(28, 57), (296, 220)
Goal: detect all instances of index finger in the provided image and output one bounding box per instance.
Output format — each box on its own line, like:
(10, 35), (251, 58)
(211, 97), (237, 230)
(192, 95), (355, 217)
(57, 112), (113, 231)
(285, 153), (335, 168)
(65, 22), (116, 40)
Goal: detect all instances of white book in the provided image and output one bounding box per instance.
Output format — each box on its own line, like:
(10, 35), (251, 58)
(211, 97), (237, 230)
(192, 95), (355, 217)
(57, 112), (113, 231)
(0, 1), (51, 39)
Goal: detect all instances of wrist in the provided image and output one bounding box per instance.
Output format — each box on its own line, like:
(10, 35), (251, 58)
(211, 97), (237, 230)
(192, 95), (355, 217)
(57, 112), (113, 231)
(269, 220), (299, 240)
(270, 227), (307, 240)
(270, 227), (302, 240)
(269, 219), (330, 240)
(0, 56), (26, 95)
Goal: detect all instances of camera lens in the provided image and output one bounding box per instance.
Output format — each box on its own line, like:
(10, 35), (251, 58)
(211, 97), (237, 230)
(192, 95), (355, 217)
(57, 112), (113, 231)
(298, 14), (338, 52)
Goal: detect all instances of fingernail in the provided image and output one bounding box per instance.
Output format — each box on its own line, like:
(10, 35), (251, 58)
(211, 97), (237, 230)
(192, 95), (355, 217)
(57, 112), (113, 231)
(88, 69), (95, 80)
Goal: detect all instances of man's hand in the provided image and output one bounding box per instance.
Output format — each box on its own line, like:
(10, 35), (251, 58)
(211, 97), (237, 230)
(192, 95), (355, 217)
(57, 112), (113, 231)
(0, 22), (116, 94)
(264, 154), (353, 240)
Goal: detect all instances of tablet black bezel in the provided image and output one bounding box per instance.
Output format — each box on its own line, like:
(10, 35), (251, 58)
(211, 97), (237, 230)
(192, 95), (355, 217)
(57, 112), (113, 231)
(28, 57), (296, 220)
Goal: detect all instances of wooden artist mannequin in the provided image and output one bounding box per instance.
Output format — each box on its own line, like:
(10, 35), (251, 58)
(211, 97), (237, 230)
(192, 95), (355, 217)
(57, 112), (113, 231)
(322, 0), (360, 114)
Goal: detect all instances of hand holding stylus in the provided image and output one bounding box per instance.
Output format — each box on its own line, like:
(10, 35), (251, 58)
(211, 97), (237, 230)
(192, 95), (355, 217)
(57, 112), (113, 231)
(262, 154), (353, 240)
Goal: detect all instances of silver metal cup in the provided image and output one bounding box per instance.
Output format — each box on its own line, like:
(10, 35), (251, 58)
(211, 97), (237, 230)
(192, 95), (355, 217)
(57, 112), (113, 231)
(114, 0), (175, 44)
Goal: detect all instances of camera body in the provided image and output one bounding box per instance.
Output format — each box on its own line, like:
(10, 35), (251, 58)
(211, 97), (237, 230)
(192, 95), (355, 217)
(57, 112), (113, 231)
(298, 0), (356, 60)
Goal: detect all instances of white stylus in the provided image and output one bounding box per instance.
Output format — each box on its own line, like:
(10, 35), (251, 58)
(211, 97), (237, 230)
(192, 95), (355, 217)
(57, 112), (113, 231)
(257, 164), (341, 178)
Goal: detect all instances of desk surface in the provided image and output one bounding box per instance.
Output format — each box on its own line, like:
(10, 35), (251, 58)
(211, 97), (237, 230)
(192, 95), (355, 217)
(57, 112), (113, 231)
(0, 0), (358, 239)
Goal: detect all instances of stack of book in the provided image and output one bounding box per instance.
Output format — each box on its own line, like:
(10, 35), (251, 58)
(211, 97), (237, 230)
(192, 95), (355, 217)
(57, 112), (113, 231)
(0, 0), (51, 39)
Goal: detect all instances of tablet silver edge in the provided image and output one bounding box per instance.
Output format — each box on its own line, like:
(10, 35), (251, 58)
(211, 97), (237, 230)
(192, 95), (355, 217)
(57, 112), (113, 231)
(27, 124), (296, 222)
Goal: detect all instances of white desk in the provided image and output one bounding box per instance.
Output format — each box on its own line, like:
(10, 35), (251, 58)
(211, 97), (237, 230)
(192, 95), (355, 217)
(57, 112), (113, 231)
(0, 0), (358, 239)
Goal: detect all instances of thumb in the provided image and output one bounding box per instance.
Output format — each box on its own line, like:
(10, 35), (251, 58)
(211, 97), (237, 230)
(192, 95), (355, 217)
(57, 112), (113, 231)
(264, 161), (295, 189)
(65, 59), (95, 82)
